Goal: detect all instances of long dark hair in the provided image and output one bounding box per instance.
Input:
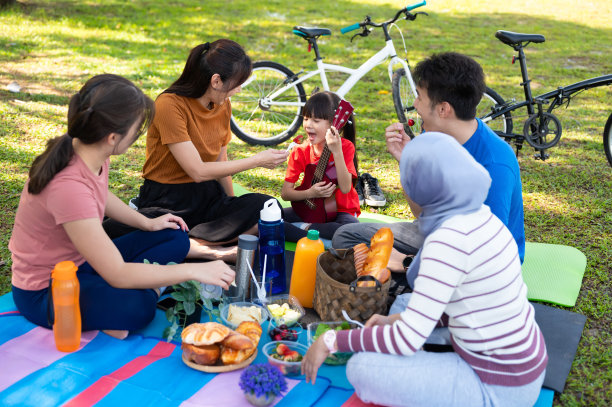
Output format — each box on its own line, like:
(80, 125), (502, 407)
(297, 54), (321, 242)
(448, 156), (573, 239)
(164, 39), (252, 98)
(27, 74), (155, 194)
(303, 91), (358, 173)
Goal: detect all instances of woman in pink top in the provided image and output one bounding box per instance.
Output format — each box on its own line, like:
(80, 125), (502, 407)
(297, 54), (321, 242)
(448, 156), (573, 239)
(9, 74), (235, 339)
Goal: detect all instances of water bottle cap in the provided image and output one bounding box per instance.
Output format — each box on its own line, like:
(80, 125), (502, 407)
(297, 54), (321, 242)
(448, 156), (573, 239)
(52, 261), (78, 280)
(200, 284), (222, 299)
(307, 229), (320, 240)
(260, 199), (282, 222)
(238, 234), (259, 250)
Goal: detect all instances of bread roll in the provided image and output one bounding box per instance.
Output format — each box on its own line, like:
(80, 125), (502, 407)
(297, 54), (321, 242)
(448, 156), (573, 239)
(220, 346), (256, 365)
(181, 322), (231, 346)
(222, 332), (254, 350)
(236, 321), (262, 347)
(181, 342), (220, 365)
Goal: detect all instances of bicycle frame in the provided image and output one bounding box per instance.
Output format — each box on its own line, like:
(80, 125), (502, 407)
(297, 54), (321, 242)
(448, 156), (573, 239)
(257, 38), (413, 109)
(486, 74), (612, 127)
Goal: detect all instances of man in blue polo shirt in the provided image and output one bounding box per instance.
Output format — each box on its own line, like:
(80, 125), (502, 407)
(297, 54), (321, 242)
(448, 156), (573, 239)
(333, 52), (525, 286)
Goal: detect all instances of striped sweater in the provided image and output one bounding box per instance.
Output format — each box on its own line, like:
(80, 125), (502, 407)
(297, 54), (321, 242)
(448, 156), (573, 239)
(336, 206), (547, 386)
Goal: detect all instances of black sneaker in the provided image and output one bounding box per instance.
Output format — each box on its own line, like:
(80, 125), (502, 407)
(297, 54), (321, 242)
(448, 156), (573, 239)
(361, 173), (386, 207)
(355, 176), (365, 206)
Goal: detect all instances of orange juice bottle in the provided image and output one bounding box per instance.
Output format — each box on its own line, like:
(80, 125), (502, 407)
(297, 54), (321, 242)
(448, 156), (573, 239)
(51, 261), (81, 352)
(289, 230), (325, 308)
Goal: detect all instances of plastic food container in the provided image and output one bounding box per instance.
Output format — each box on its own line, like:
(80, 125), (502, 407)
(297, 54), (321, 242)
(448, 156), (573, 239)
(267, 318), (303, 342)
(219, 301), (269, 330)
(264, 294), (305, 327)
(263, 340), (308, 376)
(307, 321), (358, 365)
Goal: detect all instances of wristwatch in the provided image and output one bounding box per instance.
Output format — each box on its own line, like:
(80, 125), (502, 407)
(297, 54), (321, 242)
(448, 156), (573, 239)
(323, 329), (338, 354)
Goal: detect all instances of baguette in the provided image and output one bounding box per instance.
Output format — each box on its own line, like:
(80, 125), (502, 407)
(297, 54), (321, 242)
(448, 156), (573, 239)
(356, 227), (394, 287)
(353, 243), (369, 276)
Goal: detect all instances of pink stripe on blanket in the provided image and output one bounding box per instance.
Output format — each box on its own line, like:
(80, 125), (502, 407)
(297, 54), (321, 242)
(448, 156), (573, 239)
(180, 369), (300, 407)
(341, 393), (385, 406)
(0, 326), (98, 391)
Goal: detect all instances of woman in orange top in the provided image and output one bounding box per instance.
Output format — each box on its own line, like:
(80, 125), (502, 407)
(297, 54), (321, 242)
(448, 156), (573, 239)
(281, 91), (360, 240)
(103, 40), (289, 260)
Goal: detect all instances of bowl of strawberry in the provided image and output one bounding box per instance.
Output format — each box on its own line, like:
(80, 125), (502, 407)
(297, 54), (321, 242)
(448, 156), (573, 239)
(263, 341), (307, 376)
(268, 319), (303, 342)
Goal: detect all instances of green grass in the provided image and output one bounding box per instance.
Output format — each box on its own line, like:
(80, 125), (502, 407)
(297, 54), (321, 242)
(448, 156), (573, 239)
(1, 0), (611, 405)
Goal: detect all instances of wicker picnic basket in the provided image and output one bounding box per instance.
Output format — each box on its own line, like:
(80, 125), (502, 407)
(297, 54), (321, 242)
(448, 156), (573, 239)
(313, 248), (390, 323)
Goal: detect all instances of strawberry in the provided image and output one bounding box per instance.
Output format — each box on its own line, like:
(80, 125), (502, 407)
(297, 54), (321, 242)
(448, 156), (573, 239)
(276, 343), (290, 356)
(284, 350), (301, 362)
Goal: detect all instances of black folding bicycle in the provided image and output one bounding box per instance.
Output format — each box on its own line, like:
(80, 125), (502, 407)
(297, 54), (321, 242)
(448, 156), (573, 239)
(480, 30), (612, 166)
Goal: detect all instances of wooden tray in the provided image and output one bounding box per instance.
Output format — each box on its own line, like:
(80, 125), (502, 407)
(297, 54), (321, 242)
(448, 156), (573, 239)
(181, 349), (257, 373)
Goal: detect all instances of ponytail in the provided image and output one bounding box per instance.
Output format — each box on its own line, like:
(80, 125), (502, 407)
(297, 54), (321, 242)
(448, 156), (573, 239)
(27, 74), (155, 194)
(28, 134), (74, 194)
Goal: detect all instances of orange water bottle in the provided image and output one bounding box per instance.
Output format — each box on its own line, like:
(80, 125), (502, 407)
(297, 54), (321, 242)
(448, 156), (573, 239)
(51, 261), (81, 352)
(289, 230), (325, 308)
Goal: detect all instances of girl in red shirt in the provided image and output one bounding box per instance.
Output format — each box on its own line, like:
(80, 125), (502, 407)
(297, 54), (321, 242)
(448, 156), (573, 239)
(281, 91), (360, 240)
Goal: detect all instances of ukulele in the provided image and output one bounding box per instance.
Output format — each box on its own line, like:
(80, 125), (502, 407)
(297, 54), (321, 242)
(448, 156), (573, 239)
(291, 99), (354, 224)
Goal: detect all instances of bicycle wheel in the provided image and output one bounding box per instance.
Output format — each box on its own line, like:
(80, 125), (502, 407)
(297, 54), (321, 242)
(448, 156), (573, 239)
(230, 61), (306, 146)
(477, 87), (513, 135)
(392, 68), (419, 137)
(604, 112), (612, 167)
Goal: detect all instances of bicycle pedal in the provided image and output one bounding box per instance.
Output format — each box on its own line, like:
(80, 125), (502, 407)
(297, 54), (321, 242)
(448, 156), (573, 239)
(534, 152), (550, 160)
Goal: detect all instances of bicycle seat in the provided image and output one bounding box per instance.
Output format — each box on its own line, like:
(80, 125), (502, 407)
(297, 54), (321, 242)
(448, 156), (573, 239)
(496, 30), (545, 46)
(293, 26), (332, 39)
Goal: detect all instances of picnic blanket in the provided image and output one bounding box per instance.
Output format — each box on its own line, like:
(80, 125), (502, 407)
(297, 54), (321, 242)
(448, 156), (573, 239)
(0, 293), (354, 407)
(0, 292), (566, 407)
(0, 183), (585, 407)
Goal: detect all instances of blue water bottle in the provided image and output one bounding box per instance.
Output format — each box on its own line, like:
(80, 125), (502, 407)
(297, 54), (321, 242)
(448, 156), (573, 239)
(258, 199), (286, 294)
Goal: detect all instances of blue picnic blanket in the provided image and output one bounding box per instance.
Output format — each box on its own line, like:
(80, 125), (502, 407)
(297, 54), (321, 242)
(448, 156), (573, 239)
(0, 293), (351, 407)
(0, 292), (553, 407)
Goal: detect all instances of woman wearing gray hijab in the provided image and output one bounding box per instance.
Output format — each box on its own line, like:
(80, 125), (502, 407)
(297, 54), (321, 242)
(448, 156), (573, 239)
(303, 132), (547, 407)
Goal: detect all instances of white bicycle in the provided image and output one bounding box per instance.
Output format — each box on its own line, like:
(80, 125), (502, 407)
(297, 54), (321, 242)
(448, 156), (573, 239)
(230, 1), (507, 146)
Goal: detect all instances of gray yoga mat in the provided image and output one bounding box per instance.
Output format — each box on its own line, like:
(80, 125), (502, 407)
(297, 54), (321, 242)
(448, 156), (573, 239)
(532, 302), (586, 393)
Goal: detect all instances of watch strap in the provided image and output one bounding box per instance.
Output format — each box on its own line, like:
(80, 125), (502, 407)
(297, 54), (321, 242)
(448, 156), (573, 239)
(323, 329), (337, 354)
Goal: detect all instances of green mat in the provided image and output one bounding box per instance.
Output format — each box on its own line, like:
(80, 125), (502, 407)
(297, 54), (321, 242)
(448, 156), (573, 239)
(521, 242), (586, 307)
(233, 183), (586, 307)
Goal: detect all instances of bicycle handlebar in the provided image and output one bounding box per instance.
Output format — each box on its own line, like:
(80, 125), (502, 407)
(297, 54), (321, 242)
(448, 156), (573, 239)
(341, 23), (361, 34)
(406, 1), (426, 11)
(340, 1), (426, 34)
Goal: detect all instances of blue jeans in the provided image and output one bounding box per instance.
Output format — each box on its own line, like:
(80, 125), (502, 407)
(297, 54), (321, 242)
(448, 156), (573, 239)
(12, 229), (190, 331)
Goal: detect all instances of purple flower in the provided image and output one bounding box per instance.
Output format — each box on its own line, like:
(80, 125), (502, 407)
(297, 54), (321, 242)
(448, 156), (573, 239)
(239, 363), (288, 398)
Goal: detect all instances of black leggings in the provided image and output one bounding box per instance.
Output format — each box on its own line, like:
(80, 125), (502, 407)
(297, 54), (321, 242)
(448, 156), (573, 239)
(104, 179), (273, 242)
